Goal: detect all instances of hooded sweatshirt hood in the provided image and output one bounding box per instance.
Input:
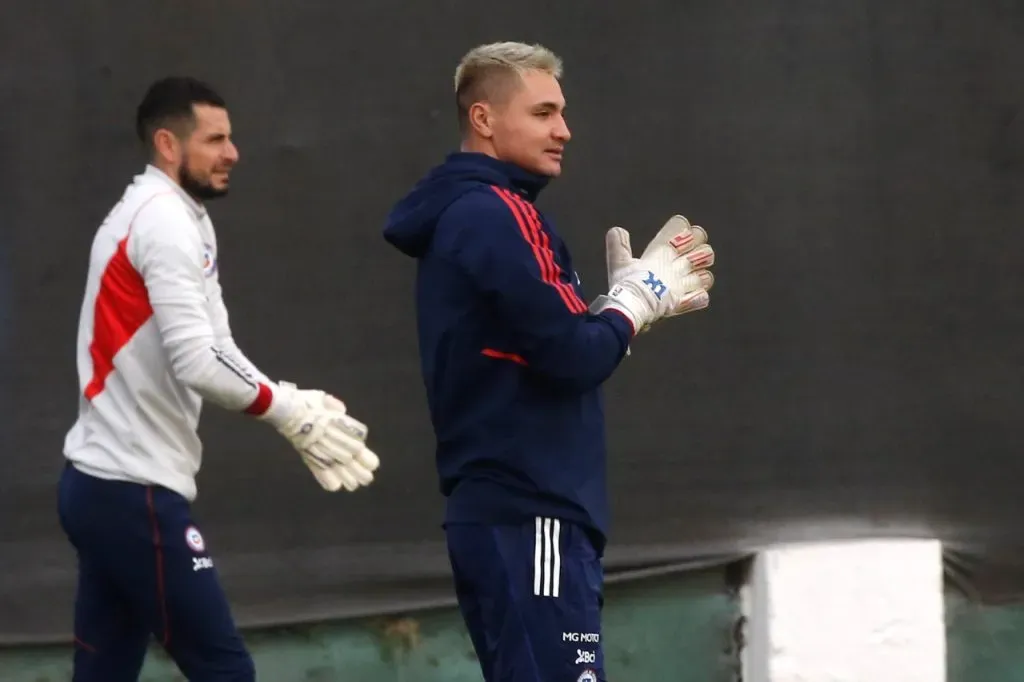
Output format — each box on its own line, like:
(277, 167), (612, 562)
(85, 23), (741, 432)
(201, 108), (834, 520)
(383, 151), (550, 258)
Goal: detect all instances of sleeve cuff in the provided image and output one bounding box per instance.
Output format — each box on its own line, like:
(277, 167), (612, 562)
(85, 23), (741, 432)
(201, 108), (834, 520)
(248, 382), (296, 428)
(600, 308), (637, 339)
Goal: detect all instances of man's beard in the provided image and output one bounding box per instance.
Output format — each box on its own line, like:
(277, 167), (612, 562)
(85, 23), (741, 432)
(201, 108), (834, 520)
(178, 162), (229, 201)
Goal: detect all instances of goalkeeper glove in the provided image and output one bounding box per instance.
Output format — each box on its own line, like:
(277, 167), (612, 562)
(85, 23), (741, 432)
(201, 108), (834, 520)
(591, 215), (715, 334)
(260, 382), (380, 492)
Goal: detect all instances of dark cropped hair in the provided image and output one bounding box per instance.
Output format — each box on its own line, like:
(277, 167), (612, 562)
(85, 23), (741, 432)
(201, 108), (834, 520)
(135, 76), (227, 153)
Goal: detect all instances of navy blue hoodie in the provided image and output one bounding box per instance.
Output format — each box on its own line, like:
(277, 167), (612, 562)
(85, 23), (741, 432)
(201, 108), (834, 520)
(383, 152), (634, 551)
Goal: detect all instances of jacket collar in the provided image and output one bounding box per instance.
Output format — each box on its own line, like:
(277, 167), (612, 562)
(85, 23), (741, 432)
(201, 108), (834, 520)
(445, 152), (551, 203)
(142, 164), (207, 220)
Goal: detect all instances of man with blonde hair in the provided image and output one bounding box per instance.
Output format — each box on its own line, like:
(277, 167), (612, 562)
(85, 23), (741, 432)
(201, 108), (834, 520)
(383, 42), (714, 681)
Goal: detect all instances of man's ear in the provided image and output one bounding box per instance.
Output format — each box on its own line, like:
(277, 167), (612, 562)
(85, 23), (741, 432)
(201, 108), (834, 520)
(468, 102), (494, 139)
(152, 128), (181, 164)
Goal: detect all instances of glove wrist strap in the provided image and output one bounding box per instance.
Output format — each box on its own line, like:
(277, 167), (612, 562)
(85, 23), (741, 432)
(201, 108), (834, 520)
(259, 383), (298, 429)
(591, 292), (644, 334)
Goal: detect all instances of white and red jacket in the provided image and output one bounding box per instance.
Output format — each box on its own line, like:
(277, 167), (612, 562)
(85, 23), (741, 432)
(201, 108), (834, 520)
(63, 165), (284, 500)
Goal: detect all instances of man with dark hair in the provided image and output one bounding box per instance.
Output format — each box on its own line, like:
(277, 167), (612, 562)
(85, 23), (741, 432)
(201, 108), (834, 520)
(58, 76), (381, 681)
(383, 43), (715, 682)
(133, 77), (231, 199)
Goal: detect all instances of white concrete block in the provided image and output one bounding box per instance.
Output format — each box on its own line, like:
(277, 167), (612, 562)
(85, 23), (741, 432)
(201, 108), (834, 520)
(742, 539), (945, 682)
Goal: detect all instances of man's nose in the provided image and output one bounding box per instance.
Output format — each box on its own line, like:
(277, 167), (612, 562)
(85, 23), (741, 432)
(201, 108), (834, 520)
(554, 116), (571, 142)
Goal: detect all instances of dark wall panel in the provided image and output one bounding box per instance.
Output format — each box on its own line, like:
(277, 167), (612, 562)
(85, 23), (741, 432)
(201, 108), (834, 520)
(2, 0), (1023, 643)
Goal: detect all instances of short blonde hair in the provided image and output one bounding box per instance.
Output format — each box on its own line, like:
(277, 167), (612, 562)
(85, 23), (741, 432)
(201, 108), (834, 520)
(454, 41), (563, 133)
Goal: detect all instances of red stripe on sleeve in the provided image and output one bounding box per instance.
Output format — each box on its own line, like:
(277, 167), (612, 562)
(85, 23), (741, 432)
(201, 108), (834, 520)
(490, 186), (586, 314)
(509, 193), (588, 313)
(83, 237), (154, 400)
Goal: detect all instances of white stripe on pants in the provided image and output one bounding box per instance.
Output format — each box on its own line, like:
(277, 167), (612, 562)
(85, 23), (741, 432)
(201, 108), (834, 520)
(533, 517), (561, 597)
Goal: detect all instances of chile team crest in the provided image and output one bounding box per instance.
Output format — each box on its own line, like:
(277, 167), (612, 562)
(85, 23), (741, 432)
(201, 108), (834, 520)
(185, 525), (206, 553)
(202, 243), (218, 277)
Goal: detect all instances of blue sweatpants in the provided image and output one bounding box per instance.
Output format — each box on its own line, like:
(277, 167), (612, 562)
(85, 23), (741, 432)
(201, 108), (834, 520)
(57, 463), (254, 682)
(446, 517), (607, 682)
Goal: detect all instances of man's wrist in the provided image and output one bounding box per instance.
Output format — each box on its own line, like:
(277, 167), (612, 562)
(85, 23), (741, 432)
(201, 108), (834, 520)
(256, 382), (299, 429)
(607, 283), (655, 332)
(591, 294), (640, 335)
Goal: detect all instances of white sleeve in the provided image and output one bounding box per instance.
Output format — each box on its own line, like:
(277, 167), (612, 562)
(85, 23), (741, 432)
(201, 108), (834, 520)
(207, 274), (272, 385)
(127, 196), (292, 425)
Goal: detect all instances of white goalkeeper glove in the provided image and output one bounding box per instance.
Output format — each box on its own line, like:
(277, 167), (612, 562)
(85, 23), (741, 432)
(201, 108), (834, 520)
(260, 382), (380, 492)
(591, 215), (715, 334)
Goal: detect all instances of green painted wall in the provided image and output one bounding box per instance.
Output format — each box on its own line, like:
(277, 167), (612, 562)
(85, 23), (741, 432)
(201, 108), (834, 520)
(0, 567), (742, 682)
(947, 589), (1024, 682)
